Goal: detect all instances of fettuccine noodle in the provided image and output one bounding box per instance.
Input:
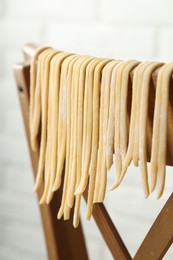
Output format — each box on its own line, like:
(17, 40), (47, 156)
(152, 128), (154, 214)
(30, 46), (171, 227)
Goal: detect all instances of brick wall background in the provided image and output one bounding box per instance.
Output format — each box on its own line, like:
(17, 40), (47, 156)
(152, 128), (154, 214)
(1, 0), (173, 259)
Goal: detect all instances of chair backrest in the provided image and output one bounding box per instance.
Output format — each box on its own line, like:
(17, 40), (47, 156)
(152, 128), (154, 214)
(13, 43), (173, 260)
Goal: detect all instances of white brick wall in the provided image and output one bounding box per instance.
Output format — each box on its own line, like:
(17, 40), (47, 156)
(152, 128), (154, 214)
(101, 0), (173, 25)
(6, 0), (97, 20)
(158, 28), (173, 61)
(0, 0), (173, 259)
(46, 23), (156, 60)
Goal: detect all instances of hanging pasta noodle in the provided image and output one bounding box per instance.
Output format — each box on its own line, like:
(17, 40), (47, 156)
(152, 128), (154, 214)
(93, 61), (113, 203)
(44, 53), (61, 202)
(114, 61), (131, 189)
(111, 60), (140, 190)
(32, 50), (53, 192)
(108, 61), (140, 190)
(65, 56), (87, 220)
(67, 56), (93, 212)
(38, 49), (59, 203)
(72, 56), (96, 225)
(132, 62), (154, 168)
(30, 46), (51, 144)
(120, 61), (140, 161)
(86, 58), (113, 220)
(153, 63), (173, 198)
(52, 54), (77, 192)
(58, 55), (81, 220)
(139, 62), (163, 197)
(106, 62), (121, 170)
(72, 56), (94, 227)
(150, 65), (166, 193)
(75, 58), (102, 196)
(66, 56), (91, 212)
(46, 54), (78, 204)
(67, 56), (90, 209)
(115, 62), (151, 189)
(95, 60), (121, 202)
(32, 49), (52, 191)
(34, 49), (59, 197)
(30, 48), (52, 152)
(67, 56), (81, 208)
(40, 51), (73, 204)
(94, 60), (123, 203)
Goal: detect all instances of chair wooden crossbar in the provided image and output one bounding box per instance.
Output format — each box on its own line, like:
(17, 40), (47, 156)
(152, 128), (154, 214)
(13, 43), (173, 260)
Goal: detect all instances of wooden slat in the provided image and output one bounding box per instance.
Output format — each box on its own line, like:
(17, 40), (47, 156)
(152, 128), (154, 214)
(92, 204), (131, 259)
(84, 193), (132, 260)
(92, 205), (131, 259)
(134, 192), (173, 260)
(13, 63), (88, 260)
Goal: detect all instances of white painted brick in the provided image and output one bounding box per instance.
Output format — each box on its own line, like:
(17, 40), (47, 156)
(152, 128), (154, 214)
(0, 52), (5, 77)
(165, 246), (173, 260)
(0, 19), (42, 47)
(0, 78), (19, 107)
(0, 246), (47, 260)
(0, 163), (4, 189)
(1, 165), (33, 193)
(0, 189), (36, 207)
(4, 48), (24, 75)
(6, 0), (96, 20)
(0, 94), (19, 112)
(46, 23), (156, 60)
(0, 134), (30, 164)
(158, 28), (173, 61)
(0, 109), (25, 137)
(0, 0), (3, 16)
(0, 189), (41, 226)
(101, 0), (173, 25)
(0, 221), (46, 254)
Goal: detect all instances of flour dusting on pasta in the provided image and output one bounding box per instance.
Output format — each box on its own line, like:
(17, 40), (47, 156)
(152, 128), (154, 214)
(30, 46), (172, 227)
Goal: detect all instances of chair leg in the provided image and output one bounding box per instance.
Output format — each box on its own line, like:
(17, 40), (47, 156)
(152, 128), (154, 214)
(13, 63), (88, 260)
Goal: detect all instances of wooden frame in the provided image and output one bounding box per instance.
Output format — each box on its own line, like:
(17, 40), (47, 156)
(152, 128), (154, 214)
(13, 43), (173, 260)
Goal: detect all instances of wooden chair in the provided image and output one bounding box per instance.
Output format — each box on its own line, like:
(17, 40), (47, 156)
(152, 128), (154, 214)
(13, 43), (173, 260)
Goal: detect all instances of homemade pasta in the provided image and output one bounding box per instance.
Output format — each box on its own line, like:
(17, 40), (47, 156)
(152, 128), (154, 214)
(30, 46), (171, 227)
